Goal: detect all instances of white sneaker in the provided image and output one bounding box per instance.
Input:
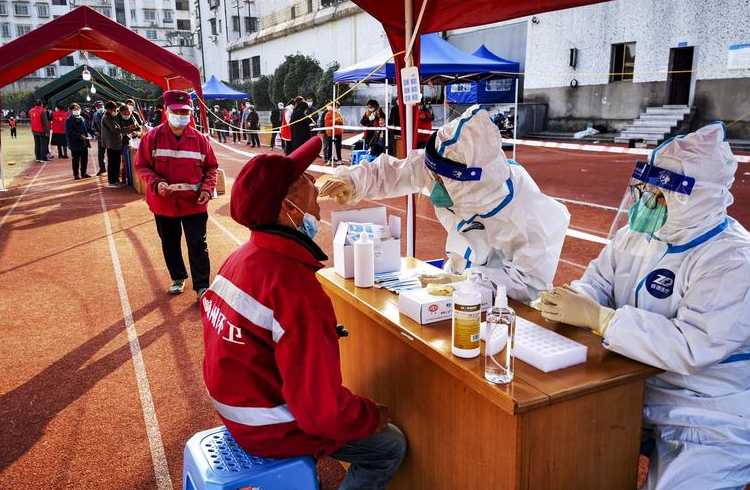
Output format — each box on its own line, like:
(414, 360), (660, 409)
(168, 279), (186, 295)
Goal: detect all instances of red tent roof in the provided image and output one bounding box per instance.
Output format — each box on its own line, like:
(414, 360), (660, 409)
(0, 6), (202, 96)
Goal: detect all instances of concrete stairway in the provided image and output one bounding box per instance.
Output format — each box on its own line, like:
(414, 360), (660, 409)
(615, 105), (693, 145)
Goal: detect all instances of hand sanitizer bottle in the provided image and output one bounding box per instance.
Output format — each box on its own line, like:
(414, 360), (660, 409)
(452, 283), (482, 359)
(353, 232), (374, 288)
(484, 285), (515, 384)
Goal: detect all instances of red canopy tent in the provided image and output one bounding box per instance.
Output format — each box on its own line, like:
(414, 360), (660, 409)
(351, 0), (610, 255)
(0, 6), (206, 128)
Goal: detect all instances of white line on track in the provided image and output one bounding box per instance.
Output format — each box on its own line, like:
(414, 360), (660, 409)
(210, 214), (244, 246)
(97, 184), (173, 490)
(551, 196), (620, 212)
(559, 258), (587, 270)
(0, 162), (47, 230)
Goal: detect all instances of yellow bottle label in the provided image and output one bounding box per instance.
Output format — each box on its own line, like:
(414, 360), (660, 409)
(453, 304), (480, 350)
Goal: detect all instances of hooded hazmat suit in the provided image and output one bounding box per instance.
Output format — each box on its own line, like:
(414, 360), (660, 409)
(334, 105), (569, 302)
(571, 123), (750, 489)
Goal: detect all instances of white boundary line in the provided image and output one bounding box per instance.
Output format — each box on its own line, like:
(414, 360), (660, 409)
(97, 184), (173, 490)
(0, 162), (47, 230)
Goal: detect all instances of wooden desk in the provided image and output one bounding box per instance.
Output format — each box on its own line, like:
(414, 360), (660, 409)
(318, 258), (660, 490)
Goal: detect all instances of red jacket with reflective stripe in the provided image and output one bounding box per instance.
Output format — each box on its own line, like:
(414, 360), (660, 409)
(51, 110), (68, 134)
(201, 229), (379, 458)
(29, 106), (45, 133)
(135, 123), (218, 217)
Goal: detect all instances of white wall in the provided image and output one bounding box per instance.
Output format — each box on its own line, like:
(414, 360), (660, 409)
(525, 0), (750, 90)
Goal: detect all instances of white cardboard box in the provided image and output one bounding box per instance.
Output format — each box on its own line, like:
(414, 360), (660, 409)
(398, 282), (493, 325)
(332, 207), (401, 279)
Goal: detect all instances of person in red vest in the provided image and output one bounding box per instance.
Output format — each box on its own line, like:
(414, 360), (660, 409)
(416, 98), (434, 149)
(51, 104), (69, 159)
(201, 136), (406, 488)
(280, 98), (293, 154)
(28, 100), (50, 162)
(8, 115), (17, 139)
(135, 90), (218, 298)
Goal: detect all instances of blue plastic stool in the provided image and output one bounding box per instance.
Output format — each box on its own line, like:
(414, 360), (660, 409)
(183, 426), (319, 490)
(350, 149), (370, 165)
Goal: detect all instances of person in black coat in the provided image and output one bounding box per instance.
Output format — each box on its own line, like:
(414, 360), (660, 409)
(64, 103), (91, 180)
(288, 100), (313, 154)
(269, 103), (282, 150)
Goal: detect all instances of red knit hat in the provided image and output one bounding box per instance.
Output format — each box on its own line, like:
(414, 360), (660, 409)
(231, 136), (322, 229)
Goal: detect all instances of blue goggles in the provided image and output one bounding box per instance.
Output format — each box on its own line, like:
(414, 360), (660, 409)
(632, 160), (695, 195)
(424, 133), (483, 182)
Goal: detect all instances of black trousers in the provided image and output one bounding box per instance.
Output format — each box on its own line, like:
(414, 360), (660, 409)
(270, 131), (277, 149)
(325, 136), (342, 161)
(106, 148), (122, 184)
(10, 127), (16, 138)
(248, 132), (260, 147)
(71, 150), (88, 177)
(97, 142), (106, 172)
(154, 212), (210, 291)
(57, 144), (68, 158)
(33, 133), (48, 161)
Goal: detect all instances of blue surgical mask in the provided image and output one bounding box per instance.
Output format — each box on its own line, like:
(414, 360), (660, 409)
(628, 198), (667, 235)
(429, 179), (454, 208)
(286, 199), (319, 240)
(168, 112), (190, 128)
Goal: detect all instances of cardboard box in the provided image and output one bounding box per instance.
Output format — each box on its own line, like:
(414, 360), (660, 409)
(398, 281), (493, 325)
(332, 207), (401, 279)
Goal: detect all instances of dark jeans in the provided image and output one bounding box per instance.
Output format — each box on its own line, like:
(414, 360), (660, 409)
(270, 131), (277, 149)
(97, 142), (107, 172)
(154, 212), (210, 291)
(325, 135), (342, 161)
(10, 127), (16, 138)
(71, 150), (88, 177)
(232, 129), (240, 143)
(331, 423), (407, 490)
(57, 144), (68, 158)
(33, 133), (48, 161)
(217, 129), (227, 143)
(106, 148), (122, 184)
(248, 132), (260, 146)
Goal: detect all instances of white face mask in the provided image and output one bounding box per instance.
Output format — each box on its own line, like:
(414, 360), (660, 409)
(168, 112), (190, 128)
(122, 114), (132, 120)
(72, 110), (81, 116)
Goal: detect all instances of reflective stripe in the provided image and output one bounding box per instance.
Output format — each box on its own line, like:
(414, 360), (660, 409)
(438, 105), (481, 156)
(211, 397), (295, 426)
(153, 148), (204, 160)
(666, 218), (730, 254)
(463, 246), (472, 269)
(721, 352), (750, 364)
(456, 178), (515, 231)
(209, 275), (286, 342)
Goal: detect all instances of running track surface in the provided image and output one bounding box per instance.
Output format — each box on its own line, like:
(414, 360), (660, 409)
(1, 139), (748, 488)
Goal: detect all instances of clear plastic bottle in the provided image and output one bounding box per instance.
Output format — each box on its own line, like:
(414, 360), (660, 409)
(484, 285), (515, 384)
(353, 231), (374, 288)
(452, 284), (482, 359)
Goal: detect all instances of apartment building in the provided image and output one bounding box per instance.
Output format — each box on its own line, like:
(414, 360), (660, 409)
(0, 0), (199, 93)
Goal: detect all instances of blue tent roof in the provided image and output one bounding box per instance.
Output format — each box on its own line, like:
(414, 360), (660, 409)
(193, 75), (248, 100)
(472, 45), (521, 73)
(334, 34), (518, 83)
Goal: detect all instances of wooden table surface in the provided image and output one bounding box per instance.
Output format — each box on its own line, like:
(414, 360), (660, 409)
(318, 257), (660, 415)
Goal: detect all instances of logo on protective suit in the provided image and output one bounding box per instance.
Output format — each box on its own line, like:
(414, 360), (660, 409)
(645, 269), (675, 299)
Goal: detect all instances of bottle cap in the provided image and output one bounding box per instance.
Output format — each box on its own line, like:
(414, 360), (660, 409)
(494, 285), (508, 308)
(358, 231), (370, 243)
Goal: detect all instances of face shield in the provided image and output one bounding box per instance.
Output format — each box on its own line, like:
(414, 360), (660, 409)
(608, 159), (695, 252)
(424, 133), (483, 209)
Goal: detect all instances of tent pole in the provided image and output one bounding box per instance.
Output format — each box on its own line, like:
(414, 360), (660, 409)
(443, 83), (447, 125)
(384, 79), (389, 155)
(513, 76), (518, 161)
(0, 92), (4, 192)
(404, 0), (415, 258)
(332, 83), (337, 163)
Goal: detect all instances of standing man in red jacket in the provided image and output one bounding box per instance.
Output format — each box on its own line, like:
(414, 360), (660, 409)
(136, 90), (218, 298)
(29, 100), (49, 162)
(201, 136), (406, 489)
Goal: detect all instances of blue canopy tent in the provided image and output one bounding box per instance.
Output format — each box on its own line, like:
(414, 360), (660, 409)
(447, 45), (520, 104)
(333, 34), (515, 83)
(191, 75), (248, 100)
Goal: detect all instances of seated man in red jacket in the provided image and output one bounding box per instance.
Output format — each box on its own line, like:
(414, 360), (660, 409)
(201, 136), (406, 489)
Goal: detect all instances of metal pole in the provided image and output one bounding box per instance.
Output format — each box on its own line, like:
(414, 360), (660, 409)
(384, 78), (390, 154)
(404, 0), (415, 257)
(331, 83), (337, 163)
(0, 92), (5, 192)
(513, 76), (519, 161)
(443, 83), (447, 125)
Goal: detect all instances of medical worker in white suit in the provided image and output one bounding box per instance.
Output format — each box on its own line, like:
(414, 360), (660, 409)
(320, 105), (570, 302)
(540, 122), (750, 489)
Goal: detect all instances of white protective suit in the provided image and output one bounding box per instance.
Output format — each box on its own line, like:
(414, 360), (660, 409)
(336, 105), (570, 302)
(572, 123), (750, 489)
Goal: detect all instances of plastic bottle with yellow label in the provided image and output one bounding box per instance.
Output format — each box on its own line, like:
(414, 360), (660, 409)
(452, 284), (482, 358)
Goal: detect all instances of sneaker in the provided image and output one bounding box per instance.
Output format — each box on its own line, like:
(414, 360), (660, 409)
(96, 170), (106, 176)
(106, 183), (120, 188)
(168, 279), (186, 295)
(82, 174), (92, 178)
(197, 287), (208, 300)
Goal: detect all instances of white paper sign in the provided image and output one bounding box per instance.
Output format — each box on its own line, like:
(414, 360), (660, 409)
(728, 43), (750, 70)
(400, 66), (422, 105)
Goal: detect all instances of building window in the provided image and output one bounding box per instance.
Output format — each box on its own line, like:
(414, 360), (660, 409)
(51, 0), (65, 4)
(109, 67), (117, 77)
(251, 55), (260, 78)
(96, 6), (111, 17)
(46, 65), (56, 77)
(241, 58), (250, 78)
(145, 29), (157, 40)
(35, 2), (48, 17)
(231, 14), (239, 32)
(0, 2), (7, 15)
(244, 16), (257, 33)
(59, 55), (74, 66)
(15, 23), (30, 35)
(208, 0), (219, 10)
(175, 0), (188, 11)
(13, 2), (30, 16)
(0, 22), (10, 37)
(610, 42), (635, 82)
(129, 8), (135, 21)
(229, 60), (240, 81)
(208, 17), (216, 35)
(143, 8), (156, 21)
(176, 19), (190, 30)
(163, 9), (172, 23)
